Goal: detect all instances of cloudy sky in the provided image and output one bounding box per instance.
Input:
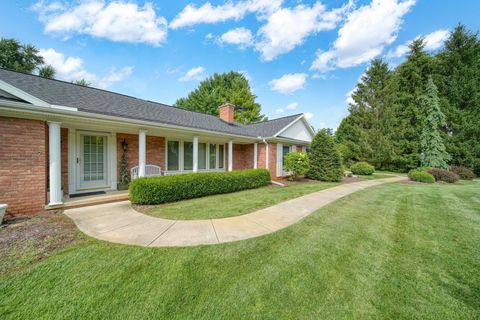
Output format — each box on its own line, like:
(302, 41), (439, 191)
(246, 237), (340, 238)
(1, 0), (479, 129)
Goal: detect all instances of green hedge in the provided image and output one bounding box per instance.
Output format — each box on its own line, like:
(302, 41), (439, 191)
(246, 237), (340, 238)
(351, 162), (375, 175)
(408, 170), (435, 183)
(129, 169), (271, 205)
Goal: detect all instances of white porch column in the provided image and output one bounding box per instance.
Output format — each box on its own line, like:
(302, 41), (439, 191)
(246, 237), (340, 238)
(193, 136), (199, 172)
(48, 121), (62, 205)
(138, 129), (147, 177)
(253, 143), (258, 169)
(228, 140), (233, 172)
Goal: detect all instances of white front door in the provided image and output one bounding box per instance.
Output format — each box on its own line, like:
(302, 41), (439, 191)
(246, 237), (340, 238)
(77, 133), (109, 190)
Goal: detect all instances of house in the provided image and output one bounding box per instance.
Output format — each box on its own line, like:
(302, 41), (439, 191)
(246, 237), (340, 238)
(0, 68), (314, 217)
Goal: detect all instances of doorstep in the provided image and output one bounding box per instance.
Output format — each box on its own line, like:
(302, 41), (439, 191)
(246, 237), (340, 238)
(45, 190), (129, 210)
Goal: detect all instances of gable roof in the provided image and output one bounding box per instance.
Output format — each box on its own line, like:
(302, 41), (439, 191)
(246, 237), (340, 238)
(0, 68), (308, 140)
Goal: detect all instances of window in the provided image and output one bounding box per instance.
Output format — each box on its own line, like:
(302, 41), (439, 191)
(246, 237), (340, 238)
(184, 141), (193, 170)
(282, 145), (291, 165)
(198, 143), (207, 170)
(209, 144), (216, 169)
(218, 144), (224, 169)
(167, 141), (179, 171)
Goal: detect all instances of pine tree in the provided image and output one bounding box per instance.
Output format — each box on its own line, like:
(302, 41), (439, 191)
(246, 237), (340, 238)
(175, 71), (265, 124)
(419, 77), (450, 168)
(307, 129), (343, 182)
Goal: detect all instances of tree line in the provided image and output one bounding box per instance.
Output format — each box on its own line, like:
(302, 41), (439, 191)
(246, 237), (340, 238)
(336, 25), (480, 174)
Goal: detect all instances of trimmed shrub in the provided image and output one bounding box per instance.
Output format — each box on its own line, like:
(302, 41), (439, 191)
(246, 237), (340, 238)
(427, 168), (459, 183)
(408, 170), (435, 183)
(129, 169), (271, 205)
(307, 129), (343, 182)
(450, 165), (475, 180)
(351, 162), (375, 175)
(284, 152), (310, 181)
(417, 166), (433, 173)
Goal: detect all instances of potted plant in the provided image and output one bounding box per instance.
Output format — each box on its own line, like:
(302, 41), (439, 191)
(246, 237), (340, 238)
(117, 139), (130, 190)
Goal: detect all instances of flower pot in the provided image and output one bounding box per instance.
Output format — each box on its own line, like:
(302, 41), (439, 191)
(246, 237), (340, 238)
(0, 204), (7, 225)
(117, 183), (129, 191)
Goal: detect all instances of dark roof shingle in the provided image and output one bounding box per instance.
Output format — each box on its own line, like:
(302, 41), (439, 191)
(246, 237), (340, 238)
(0, 68), (302, 138)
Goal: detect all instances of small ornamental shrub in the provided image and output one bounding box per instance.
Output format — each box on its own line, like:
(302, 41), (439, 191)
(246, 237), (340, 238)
(129, 169), (271, 205)
(408, 170), (435, 183)
(417, 166), (433, 173)
(351, 162), (375, 175)
(450, 165), (475, 180)
(427, 168), (459, 183)
(284, 152), (310, 181)
(307, 129), (343, 182)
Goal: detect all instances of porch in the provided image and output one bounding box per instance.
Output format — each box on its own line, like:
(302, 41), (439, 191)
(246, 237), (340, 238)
(46, 120), (267, 207)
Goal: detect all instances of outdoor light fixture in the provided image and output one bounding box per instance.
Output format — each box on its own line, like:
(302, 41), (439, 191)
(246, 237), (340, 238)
(122, 138), (128, 152)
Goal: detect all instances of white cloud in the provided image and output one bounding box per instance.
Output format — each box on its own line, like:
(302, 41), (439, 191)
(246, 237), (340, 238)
(170, 0), (282, 29)
(311, 0), (415, 72)
(285, 102), (298, 110)
(219, 27), (253, 48)
(39, 48), (133, 88)
(268, 73), (308, 95)
(424, 29), (450, 50)
(179, 66), (206, 82)
(34, 0), (168, 46)
(256, 2), (349, 61)
(275, 108), (284, 114)
(304, 112), (314, 120)
(387, 29), (450, 58)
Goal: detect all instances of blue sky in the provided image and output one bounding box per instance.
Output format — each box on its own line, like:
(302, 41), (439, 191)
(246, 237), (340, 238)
(1, 0), (479, 129)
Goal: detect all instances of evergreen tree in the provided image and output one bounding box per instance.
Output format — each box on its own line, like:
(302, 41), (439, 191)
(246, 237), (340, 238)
(394, 38), (435, 170)
(336, 59), (398, 169)
(307, 129), (343, 182)
(175, 71), (265, 123)
(419, 78), (450, 168)
(435, 24), (480, 168)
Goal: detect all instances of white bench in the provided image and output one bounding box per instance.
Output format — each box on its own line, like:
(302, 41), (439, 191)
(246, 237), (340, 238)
(130, 165), (161, 179)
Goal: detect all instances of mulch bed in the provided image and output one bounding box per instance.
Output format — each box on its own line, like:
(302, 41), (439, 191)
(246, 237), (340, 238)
(0, 211), (83, 275)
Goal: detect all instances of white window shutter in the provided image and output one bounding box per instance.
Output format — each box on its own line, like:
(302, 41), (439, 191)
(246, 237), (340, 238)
(291, 145), (297, 152)
(276, 143), (283, 177)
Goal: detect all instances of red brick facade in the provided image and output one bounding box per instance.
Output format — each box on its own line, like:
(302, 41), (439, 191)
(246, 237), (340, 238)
(0, 116), (47, 217)
(232, 144), (254, 170)
(116, 133), (165, 180)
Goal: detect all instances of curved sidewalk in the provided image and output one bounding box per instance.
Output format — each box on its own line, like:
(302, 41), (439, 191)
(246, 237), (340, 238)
(65, 177), (406, 247)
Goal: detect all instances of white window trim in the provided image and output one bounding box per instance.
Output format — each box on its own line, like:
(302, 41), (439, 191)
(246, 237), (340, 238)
(165, 138), (226, 174)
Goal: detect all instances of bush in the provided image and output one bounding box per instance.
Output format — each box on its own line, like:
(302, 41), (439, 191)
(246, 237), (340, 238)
(351, 162), (375, 175)
(307, 129), (343, 182)
(427, 168), (459, 183)
(417, 166), (432, 173)
(408, 170), (435, 183)
(129, 169), (271, 205)
(450, 165), (475, 180)
(474, 159), (480, 177)
(284, 152), (310, 181)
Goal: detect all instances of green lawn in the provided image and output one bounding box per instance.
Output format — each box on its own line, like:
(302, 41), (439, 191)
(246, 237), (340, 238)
(1, 181), (479, 319)
(357, 173), (397, 180)
(144, 181), (338, 220)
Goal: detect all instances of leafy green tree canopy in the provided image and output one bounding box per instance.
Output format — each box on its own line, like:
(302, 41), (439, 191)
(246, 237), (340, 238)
(0, 38), (45, 73)
(74, 79), (90, 86)
(39, 65), (56, 79)
(175, 71), (265, 124)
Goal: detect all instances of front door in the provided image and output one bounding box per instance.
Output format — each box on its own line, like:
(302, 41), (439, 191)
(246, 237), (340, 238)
(77, 133), (108, 190)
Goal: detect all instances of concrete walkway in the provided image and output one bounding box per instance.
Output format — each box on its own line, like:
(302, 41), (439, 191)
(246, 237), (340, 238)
(65, 177), (406, 247)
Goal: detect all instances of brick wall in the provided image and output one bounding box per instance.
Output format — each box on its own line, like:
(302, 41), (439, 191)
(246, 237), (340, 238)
(0, 116), (47, 217)
(257, 142), (278, 179)
(232, 144), (254, 170)
(116, 133), (165, 180)
(61, 128), (68, 195)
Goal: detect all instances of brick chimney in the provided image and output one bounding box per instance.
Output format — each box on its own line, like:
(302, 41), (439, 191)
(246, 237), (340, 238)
(219, 103), (235, 123)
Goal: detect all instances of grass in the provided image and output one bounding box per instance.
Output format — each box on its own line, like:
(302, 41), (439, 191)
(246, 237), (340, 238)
(143, 181), (338, 220)
(1, 181), (479, 319)
(357, 173), (396, 180)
